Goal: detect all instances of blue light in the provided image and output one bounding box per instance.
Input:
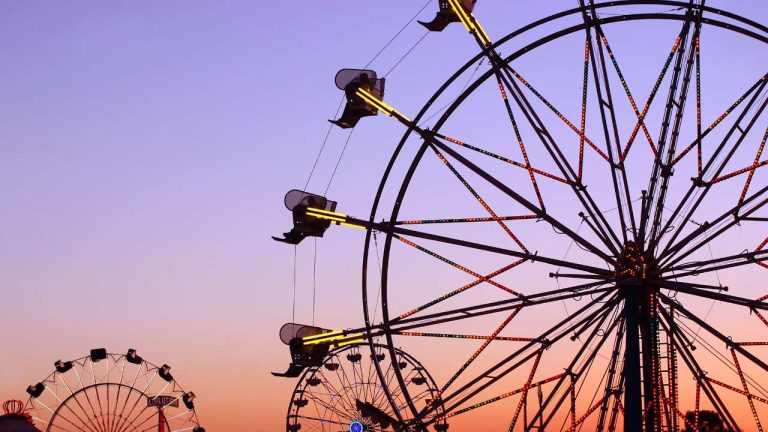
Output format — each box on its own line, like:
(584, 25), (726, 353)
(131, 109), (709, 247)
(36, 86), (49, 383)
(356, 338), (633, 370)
(349, 420), (364, 432)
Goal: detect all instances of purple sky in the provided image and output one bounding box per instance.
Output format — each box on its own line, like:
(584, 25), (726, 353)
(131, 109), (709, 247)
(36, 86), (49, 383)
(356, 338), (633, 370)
(2, 1), (768, 430)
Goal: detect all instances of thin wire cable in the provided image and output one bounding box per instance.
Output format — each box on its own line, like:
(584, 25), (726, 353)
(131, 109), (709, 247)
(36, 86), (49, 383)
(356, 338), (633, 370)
(303, 96), (346, 191)
(363, 0), (432, 70)
(292, 245), (297, 323)
(325, 129), (355, 195)
(384, 30), (430, 78)
(313, 237), (318, 326)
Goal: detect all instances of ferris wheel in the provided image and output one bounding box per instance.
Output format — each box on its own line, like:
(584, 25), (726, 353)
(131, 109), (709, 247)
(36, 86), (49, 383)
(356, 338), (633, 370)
(23, 348), (204, 432)
(284, 339), (446, 432)
(274, 1), (768, 431)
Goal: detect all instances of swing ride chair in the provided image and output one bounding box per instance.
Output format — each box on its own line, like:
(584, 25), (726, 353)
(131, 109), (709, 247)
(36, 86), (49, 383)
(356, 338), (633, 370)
(24, 348), (205, 432)
(330, 69), (386, 129)
(272, 323), (334, 378)
(273, 0), (768, 431)
(272, 189), (338, 245)
(418, 0), (476, 32)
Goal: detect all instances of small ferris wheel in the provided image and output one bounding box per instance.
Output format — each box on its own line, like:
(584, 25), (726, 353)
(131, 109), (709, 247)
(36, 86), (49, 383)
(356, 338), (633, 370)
(23, 348), (204, 432)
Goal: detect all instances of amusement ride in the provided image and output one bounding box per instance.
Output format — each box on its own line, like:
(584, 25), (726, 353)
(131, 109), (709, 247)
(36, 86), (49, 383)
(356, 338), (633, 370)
(273, 1), (768, 431)
(22, 348), (204, 432)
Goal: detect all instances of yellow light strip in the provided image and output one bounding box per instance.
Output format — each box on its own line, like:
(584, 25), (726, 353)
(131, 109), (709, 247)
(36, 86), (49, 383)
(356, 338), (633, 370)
(356, 89), (389, 113)
(341, 222), (366, 230)
(306, 211), (346, 223)
(448, 0), (472, 32)
(302, 330), (343, 342)
(474, 19), (492, 46)
(304, 336), (344, 346)
(448, 0), (491, 46)
(356, 89), (412, 123)
(306, 208), (348, 218)
(337, 338), (365, 347)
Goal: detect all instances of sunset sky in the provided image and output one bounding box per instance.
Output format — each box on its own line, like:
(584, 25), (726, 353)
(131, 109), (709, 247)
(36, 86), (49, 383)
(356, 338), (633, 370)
(3, 1), (768, 431)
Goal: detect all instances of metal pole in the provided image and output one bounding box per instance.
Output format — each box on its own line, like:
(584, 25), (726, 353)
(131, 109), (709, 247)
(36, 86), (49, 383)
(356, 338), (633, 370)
(622, 280), (643, 432)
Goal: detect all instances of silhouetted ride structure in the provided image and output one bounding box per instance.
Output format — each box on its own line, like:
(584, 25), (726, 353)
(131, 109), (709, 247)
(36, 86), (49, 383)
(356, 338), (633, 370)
(274, 0), (768, 430)
(23, 349), (204, 432)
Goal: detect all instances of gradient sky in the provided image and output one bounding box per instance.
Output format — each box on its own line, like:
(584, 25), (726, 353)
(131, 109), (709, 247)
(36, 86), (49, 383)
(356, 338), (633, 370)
(2, 1), (768, 431)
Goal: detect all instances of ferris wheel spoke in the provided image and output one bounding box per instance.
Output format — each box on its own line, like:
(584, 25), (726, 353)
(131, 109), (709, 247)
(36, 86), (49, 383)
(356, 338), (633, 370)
(434, 132), (570, 184)
(426, 307), (523, 407)
(532, 308), (622, 430)
(654, 74), (768, 258)
(642, 5), (701, 252)
(595, 316), (626, 431)
(660, 192), (768, 271)
(592, 12), (658, 160)
(306, 388), (354, 424)
(486, 65), (624, 255)
(429, 138), (616, 262)
(293, 414), (349, 428)
(418, 291), (617, 422)
(658, 182), (768, 269)
(321, 367), (359, 418)
(393, 234), (524, 297)
(482, 69), (548, 210)
(455, 27), (625, 254)
(54, 402), (99, 432)
(580, 1), (637, 243)
(620, 15), (690, 163)
(658, 308), (742, 431)
(390, 283), (611, 334)
(661, 293), (768, 376)
(393, 214), (539, 226)
(58, 402), (99, 432)
(386, 223), (612, 275)
(672, 71), (768, 167)
(707, 125), (768, 186)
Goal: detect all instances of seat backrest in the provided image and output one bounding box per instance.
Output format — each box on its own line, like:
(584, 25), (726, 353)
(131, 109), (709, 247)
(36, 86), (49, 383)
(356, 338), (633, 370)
(279, 322), (330, 345)
(335, 68), (378, 90)
(283, 189), (336, 212)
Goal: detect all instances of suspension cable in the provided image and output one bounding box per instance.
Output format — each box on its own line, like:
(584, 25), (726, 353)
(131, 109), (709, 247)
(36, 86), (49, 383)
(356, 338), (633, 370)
(384, 30), (430, 78)
(312, 238), (318, 326)
(303, 96), (345, 191)
(324, 129), (355, 195)
(365, 0), (431, 69)
(292, 245), (297, 323)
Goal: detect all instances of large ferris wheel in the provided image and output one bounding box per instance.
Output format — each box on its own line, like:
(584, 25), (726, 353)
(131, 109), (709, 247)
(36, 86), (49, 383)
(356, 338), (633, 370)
(273, 1), (768, 430)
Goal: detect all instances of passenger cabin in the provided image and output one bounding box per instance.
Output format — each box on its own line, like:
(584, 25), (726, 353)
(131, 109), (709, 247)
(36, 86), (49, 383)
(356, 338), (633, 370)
(272, 323), (333, 378)
(329, 69), (385, 129)
(272, 190), (337, 245)
(419, 0), (477, 32)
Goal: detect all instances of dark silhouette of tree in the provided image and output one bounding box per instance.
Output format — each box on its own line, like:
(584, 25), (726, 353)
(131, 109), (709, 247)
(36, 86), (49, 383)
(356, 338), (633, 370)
(683, 410), (733, 432)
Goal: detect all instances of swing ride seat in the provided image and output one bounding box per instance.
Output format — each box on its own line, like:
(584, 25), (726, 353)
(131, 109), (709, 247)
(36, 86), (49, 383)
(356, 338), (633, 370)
(272, 190), (338, 245)
(329, 69), (385, 129)
(418, 0), (476, 32)
(272, 323), (333, 378)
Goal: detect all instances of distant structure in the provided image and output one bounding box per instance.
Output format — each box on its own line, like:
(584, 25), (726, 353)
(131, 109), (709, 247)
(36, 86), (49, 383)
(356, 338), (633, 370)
(0, 400), (40, 432)
(23, 348), (204, 432)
